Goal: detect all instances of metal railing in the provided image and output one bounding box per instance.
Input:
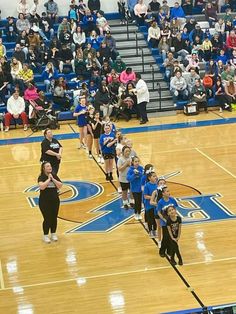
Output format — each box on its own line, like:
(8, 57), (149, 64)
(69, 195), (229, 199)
(139, 47), (144, 73)
(134, 31), (138, 56)
(126, 16), (130, 40)
(156, 82), (162, 111)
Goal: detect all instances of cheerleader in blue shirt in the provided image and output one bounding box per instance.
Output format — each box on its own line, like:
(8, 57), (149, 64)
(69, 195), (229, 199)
(143, 172), (158, 238)
(126, 156), (144, 220)
(99, 124), (117, 181)
(73, 97), (88, 149)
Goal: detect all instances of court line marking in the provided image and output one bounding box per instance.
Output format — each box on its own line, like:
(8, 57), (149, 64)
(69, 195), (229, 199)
(0, 260), (5, 290)
(1, 256), (236, 292)
(195, 147), (236, 179)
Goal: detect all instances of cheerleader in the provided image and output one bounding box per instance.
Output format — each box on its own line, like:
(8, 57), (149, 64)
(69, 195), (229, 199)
(86, 105), (95, 158)
(73, 97), (88, 149)
(126, 156), (144, 220)
(141, 164), (155, 228)
(99, 123), (117, 181)
(91, 111), (103, 163)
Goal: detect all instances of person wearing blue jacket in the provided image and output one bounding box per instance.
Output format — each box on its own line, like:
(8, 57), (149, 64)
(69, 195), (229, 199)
(100, 124), (117, 181)
(143, 172), (158, 238)
(127, 0), (137, 22)
(155, 185), (178, 257)
(170, 2), (186, 27)
(127, 156), (144, 220)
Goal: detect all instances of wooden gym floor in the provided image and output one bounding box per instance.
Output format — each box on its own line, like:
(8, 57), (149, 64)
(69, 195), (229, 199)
(0, 110), (236, 314)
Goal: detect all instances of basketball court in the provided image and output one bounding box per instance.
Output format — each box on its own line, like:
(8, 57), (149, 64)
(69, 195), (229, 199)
(0, 111), (236, 314)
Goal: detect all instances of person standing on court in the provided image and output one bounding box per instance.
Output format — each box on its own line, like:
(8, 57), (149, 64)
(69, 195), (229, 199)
(40, 128), (63, 174)
(134, 73), (149, 124)
(38, 161), (62, 243)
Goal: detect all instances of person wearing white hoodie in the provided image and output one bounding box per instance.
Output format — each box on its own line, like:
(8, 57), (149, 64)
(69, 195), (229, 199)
(4, 91), (28, 132)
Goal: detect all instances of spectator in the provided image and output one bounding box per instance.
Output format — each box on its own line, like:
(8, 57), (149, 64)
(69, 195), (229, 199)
(225, 79), (236, 104)
(186, 67), (200, 94)
(134, 73), (149, 124)
(221, 64), (235, 85)
(17, 63), (34, 91)
(202, 37), (212, 61)
(214, 76), (232, 112)
(112, 55), (126, 74)
(205, 59), (218, 83)
(98, 41), (112, 63)
(170, 71), (189, 104)
(10, 57), (22, 83)
(216, 59), (225, 76)
(120, 82), (138, 119)
(134, 0), (148, 26)
(191, 79), (208, 112)
(215, 18), (225, 38)
(189, 24), (204, 43)
(104, 31), (117, 61)
(53, 77), (71, 111)
(58, 44), (73, 73)
(78, 0), (87, 20)
(223, 8), (233, 32)
(88, 0), (101, 14)
(96, 10), (110, 35)
(83, 42), (97, 60)
(27, 46), (41, 72)
(184, 18), (197, 34)
(158, 36), (170, 62)
(94, 83), (113, 117)
(82, 9), (96, 35)
(205, 3), (217, 27)
(68, 4), (79, 22)
(73, 26), (86, 49)
(182, 0), (193, 15)
(148, 0), (160, 21)
(87, 30), (103, 51)
(72, 50), (87, 79)
(13, 44), (26, 65)
(6, 17), (17, 42)
(163, 52), (176, 81)
(24, 82), (39, 110)
(229, 49), (236, 69)
(17, 0), (30, 16)
(226, 30), (236, 51)
(160, 0), (170, 20)
(0, 65), (9, 104)
(211, 32), (223, 59)
(172, 33), (189, 62)
(28, 29), (41, 50)
(16, 13), (31, 34)
(127, 0), (137, 23)
(0, 38), (6, 59)
(118, 0), (126, 24)
(39, 11), (55, 40)
(42, 62), (58, 92)
(170, 2), (186, 28)
(29, 0), (40, 21)
(148, 21), (161, 48)
(4, 91), (28, 132)
(120, 67), (136, 84)
(57, 18), (70, 39)
(0, 57), (12, 87)
(44, 0), (58, 22)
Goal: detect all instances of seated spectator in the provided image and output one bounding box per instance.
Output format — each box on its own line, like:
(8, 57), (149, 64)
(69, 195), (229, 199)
(191, 79), (208, 112)
(72, 51), (88, 80)
(216, 49), (228, 65)
(160, 21), (171, 39)
(4, 91), (28, 132)
(16, 30), (30, 59)
(120, 67), (136, 84)
(17, 63), (34, 91)
(194, 0), (204, 10)
(27, 46), (41, 72)
(68, 4), (79, 22)
(158, 7), (168, 26)
(216, 60), (224, 77)
(83, 42), (97, 60)
(44, 0), (58, 22)
(13, 44), (26, 64)
(184, 18), (197, 34)
(181, 27), (190, 47)
(16, 13), (31, 34)
(119, 82), (138, 120)
(29, 0), (40, 21)
(24, 82), (39, 117)
(158, 36), (170, 62)
(96, 10), (110, 36)
(170, 2), (186, 28)
(148, 0), (160, 21)
(211, 33), (223, 59)
(134, 0), (148, 26)
(98, 41), (112, 63)
(17, 0), (30, 16)
(82, 9), (96, 35)
(107, 68), (119, 84)
(88, 0), (101, 14)
(57, 17), (70, 39)
(223, 8), (233, 33)
(147, 21), (161, 48)
(10, 57), (22, 84)
(0, 65), (9, 104)
(73, 26), (86, 50)
(58, 44), (73, 73)
(205, 3), (217, 28)
(226, 30), (236, 52)
(225, 79), (236, 104)
(229, 49), (236, 69)
(214, 76), (232, 112)
(88, 30), (103, 51)
(101, 60), (112, 79)
(215, 19), (225, 38)
(170, 70), (189, 104)
(189, 24), (204, 43)
(118, 0), (126, 24)
(28, 29), (41, 50)
(185, 53), (200, 73)
(39, 11), (54, 40)
(53, 77), (71, 111)
(185, 67), (200, 94)
(0, 38), (6, 59)
(112, 55), (126, 74)
(108, 75), (120, 103)
(202, 37), (212, 61)
(42, 62), (58, 92)
(160, 0), (170, 20)
(90, 61), (102, 85)
(78, 0), (87, 20)
(94, 82), (113, 117)
(6, 16), (17, 42)
(104, 31), (118, 61)
(163, 52), (176, 81)
(221, 64), (235, 85)
(59, 28), (72, 47)
(172, 33), (189, 62)
(0, 57), (12, 88)
(202, 71), (214, 99)
(182, 0), (192, 15)
(205, 59), (218, 83)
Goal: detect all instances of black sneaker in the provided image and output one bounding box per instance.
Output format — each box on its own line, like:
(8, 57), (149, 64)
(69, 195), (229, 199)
(170, 259), (177, 266)
(159, 251), (165, 258)
(178, 259), (183, 266)
(129, 202), (134, 208)
(124, 204), (129, 210)
(109, 173), (114, 181)
(106, 174), (109, 181)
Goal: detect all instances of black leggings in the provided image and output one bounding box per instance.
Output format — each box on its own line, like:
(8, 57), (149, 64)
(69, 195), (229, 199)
(160, 226), (171, 256)
(132, 192), (142, 214)
(39, 197), (60, 235)
(146, 208), (157, 231)
(169, 239), (182, 262)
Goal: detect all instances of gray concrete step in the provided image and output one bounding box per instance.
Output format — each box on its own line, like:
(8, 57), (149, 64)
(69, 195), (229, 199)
(122, 55), (156, 66)
(112, 32), (144, 42)
(116, 40), (147, 49)
(119, 48), (152, 58)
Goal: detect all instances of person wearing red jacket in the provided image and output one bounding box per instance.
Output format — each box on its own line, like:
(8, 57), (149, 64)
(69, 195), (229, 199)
(226, 30), (236, 51)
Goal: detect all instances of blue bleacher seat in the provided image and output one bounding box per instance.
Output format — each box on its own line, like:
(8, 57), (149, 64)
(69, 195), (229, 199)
(0, 106), (7, 113)
(57, 111), (75, 121)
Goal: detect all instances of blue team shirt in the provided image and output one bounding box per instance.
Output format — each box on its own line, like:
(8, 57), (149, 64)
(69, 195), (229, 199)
(74, 104), (87, 126)
(99, 132), (116, 154)
(156, 197), (178, 227)
(143, 182), (158, 211)
(126, 165), (144, 193)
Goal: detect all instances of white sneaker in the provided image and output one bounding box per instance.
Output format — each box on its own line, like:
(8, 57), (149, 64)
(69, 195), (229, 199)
(158, 241), (162, 248)
(144, 222), (148, 230)
(219, 108), (223, 113)
(4, 127), (9, 132)
(118, 186), (122, 194)
(134, 214), (139, 220)
(23, 125), (28, 131)
(51, 233), (58, 241)
(100, 157), (104, 164)
(97, 156), (101, 163)
(138, 214), (142, 220)
(89, 154), (93, 159)
(43, 235), (51, 243)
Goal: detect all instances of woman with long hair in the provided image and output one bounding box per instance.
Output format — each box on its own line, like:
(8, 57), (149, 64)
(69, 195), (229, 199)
(42, 62), (58, 92)
(38, 161), (62, 243)
(73, 96), (88, 149)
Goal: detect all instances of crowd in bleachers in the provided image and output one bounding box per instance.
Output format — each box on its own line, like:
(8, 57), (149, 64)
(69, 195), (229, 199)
(140, 0), (236, 112)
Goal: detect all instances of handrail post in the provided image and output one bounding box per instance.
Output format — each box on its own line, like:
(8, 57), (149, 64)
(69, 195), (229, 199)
(157, 83), (162, 111)
(126, 17), (129, 40)
(141, 48), (144, 73)
(150, 64), (154, 90)
(135, 31), (138, 56)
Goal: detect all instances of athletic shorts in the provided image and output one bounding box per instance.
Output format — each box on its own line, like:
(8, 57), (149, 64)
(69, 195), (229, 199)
(102, 153), (115, 160)
(120, 182), (130, 191)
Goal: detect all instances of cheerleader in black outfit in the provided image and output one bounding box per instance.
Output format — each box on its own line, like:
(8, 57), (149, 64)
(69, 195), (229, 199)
(38, 162), (62, 243)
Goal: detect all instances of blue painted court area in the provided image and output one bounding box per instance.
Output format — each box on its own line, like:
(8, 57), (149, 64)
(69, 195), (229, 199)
(1, 117), (236, 146)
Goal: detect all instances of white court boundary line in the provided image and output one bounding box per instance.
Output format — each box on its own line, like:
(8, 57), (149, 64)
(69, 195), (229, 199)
(0, 260), (5, 290)
(195, 147), (236, 179)
(1, 256), (236, 292)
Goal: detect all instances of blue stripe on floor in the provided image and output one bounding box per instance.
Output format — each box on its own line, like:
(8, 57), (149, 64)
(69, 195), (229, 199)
(1, 117), (236, 146)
